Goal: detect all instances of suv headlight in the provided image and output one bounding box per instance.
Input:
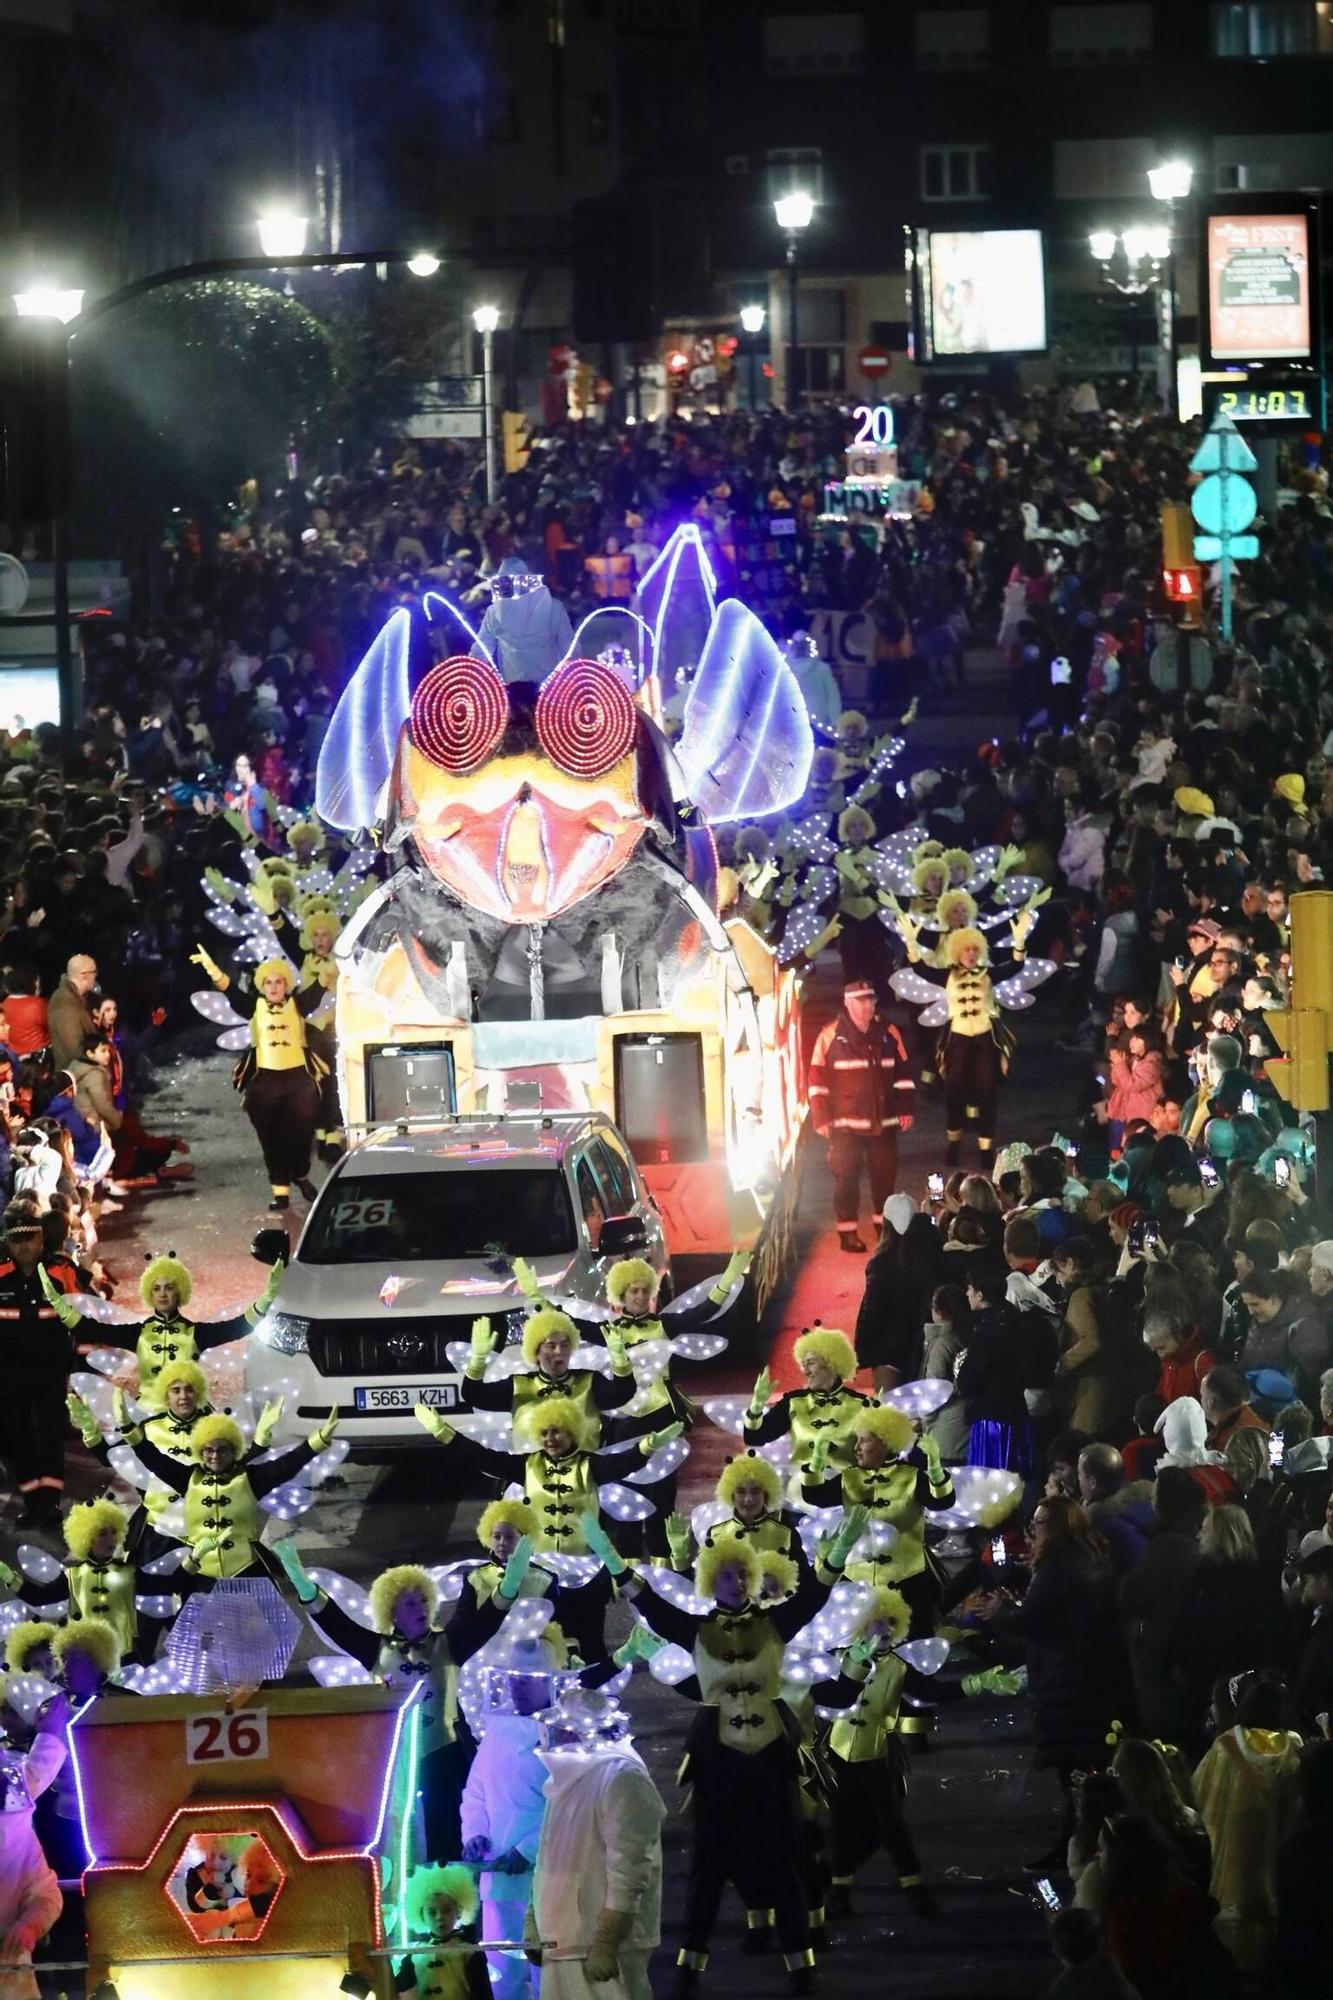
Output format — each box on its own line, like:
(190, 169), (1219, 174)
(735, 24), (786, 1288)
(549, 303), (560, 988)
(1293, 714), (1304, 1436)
(256, 1311), (311, 1355)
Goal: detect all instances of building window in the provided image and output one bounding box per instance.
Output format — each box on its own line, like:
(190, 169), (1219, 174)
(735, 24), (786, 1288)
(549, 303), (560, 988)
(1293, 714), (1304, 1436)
(586, 88), (609, 141)
(763, 11), (865, 75)
(1050, 5), (1153, 62)
(914, 8), (990, 67)
(1210, 3), (1333, 55)
(919, 144), (990, 202)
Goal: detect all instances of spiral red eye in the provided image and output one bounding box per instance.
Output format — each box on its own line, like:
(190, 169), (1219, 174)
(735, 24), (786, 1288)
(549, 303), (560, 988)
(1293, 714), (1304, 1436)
(535, 659), (637, 779)
(411, 654), (509, 772)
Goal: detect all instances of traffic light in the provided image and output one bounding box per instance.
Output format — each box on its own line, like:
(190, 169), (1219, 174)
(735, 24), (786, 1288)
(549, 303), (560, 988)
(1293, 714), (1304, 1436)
(1160, 501), (1202, 622)
(1263, 890), (1333, 1112)
(502, 409), (531, 475)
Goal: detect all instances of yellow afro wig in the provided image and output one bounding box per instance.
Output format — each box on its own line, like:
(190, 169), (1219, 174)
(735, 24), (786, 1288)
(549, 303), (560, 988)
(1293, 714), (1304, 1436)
(64, 1498), (128, 1562)
(253, 957), (296, 993)
(5, 1622), (57, 1673)
(911, 840), (945, 864)
(54, 1617), (121, 1676)
(809, 747), (841, 788)
(287, 820), (326, 858)
(190, 1414), (245, 1462)
(140, 1253), (192, 1310)
(853, 1403), (916, 1454)
(945, 926), (989, 967)
(152, 1357), (208, 1405)
(369, 1564), (438, 1635)
(716, 1452), (783, 1510)
(477, 1497), (539, 1548)
(793, 1326), (857, 1383)
(937, 888), (978, 930)
(942, 848), (973, 885)
(837, 805), (876, 848)
(521, 1308), (579, 1365)
(911, 857), (948, 897)
(406, 1861), (479, 1932)
(837, 710), (869, 743)
(298, 897), (340, 951)
(695, 1538), (761, 1601)
(516, 1394), (591, 1450)
(756, 1550), (799, 1598)
(856, 1585), (910, 1646)
(606, 1257), (659, 1307)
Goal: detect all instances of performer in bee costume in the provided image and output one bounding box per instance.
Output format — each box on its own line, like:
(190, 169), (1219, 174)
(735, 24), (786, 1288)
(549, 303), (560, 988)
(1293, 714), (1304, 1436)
(800, 1403), (954, 1634)
(615, 1518), (866, 1994)
(7, 1499), (143, 1664)
(64, 1402), (339, 1587)
(189, 948), (329, 1210)
(448, 1499), (612, 1671)
(742, 1327), (874, 1480)
(666, 1452), (809, 1581)
(459, 1308), (638, 1445)
(294, 894), (343, 1155)
(43, 1250), (281, 1402)
(395, 1862), (492, 2000)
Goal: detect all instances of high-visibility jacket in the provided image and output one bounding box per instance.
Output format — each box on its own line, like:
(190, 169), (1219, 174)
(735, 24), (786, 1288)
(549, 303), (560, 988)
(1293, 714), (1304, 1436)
(807, 1012), (914, 1137)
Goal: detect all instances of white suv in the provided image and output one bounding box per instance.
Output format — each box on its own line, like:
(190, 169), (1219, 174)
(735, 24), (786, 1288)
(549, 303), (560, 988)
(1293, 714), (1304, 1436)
(244, 1111), (668, 1453)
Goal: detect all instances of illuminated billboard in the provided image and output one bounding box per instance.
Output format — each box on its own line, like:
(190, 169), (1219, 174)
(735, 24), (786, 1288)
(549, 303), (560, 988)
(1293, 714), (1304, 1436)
(916, 229), (1047, 360)
(1206, 212), (1312, 362)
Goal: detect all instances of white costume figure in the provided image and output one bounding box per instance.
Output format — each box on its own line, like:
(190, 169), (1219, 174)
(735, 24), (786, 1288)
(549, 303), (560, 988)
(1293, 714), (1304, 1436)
(462, 1634), (574, 2000)
(784, 634), (842, 734)
(532, 1688), (665, 2000)
(477, 559), (576, 685)
(0, 1731), (65, 2000)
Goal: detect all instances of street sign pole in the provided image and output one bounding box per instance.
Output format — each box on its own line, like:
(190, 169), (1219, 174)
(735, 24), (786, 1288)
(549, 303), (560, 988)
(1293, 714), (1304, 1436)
(1190, 412), (1259, 644)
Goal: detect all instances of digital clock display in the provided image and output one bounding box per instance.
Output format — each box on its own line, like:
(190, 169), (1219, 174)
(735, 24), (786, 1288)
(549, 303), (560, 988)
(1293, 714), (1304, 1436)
(1216, 385), (1313, 422)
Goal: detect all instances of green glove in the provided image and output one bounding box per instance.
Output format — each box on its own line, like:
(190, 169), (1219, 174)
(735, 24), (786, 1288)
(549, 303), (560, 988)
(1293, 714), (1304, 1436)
(66, 1393), (101, 1450)
(38, 1266), (81, 1331)
(190, 1531), (223, 1564)
(468, 1317), (498, 1378)
(274, 1537), (320, 1606)
(962, 1666), (1023, 1698)
(919, 1430), (946, 1480)
(846, 1635), (879, 1667)
(710, 1249), (751, 1302)
(665, 1511), (692, 1567)
(746, 1367), (772, 1422)
(205, 867), (233, 902)
(640, 1420), (685, 1455)
(414, 1402), (452, 1441)
(499, 1535), (534, 1602)
(613, 1624), (667, 1668)
(512, 1256), (542, 1301)
(825, 1504), (870, 1571)
(254, 1398), (285, 1450)
(250, 1261), (283, 1318)
(189, 942), (226, 986)
(605, 1325), (630, 1375)
(0, 1561), (19, 1594)
(807, 1436), (831, 1480)
(112, 1387), (131, 1434)
(579, 1513), (627, 1577)
(308, 1410), (340, 1452)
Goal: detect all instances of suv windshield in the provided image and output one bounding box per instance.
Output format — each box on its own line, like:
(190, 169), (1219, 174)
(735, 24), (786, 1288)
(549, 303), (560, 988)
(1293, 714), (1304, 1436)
(302, 1169), (577, 1263)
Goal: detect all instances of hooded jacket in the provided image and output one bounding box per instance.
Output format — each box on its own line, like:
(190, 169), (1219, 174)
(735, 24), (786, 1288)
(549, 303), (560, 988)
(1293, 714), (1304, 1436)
(476, 580), (575, 685)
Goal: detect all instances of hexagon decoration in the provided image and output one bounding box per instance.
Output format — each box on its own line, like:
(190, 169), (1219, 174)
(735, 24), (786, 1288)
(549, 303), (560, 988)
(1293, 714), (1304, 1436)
(166, 1579), (301, 1693)
(165, 1826), (286, 1943)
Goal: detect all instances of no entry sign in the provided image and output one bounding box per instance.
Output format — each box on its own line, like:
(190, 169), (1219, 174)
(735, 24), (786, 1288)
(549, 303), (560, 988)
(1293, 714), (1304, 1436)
(859, 345), (891, 379)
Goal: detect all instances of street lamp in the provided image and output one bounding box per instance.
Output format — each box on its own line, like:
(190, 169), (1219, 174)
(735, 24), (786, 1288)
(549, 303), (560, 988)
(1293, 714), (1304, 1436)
(773, 191), (813, 410)
(407, 252), (441, 277)
(1148, 159), (1192, 418)
(12, 286), (84, 324)
(473, 305), (500, 503)
(1088, 228), (1169, 384)
(255, 209), (309, 260)
(739, 302), (766, 409)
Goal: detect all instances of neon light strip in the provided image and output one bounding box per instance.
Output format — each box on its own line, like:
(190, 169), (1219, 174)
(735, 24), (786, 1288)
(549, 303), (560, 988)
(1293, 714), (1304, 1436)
(368, 1680), (426, 1854)
(638, 524), (718, 678)
(397, 1701), (422, 1947)
(555, 608), (656, 687)
(422, 590), (496, 667)
(66, 1695), (99, 1865)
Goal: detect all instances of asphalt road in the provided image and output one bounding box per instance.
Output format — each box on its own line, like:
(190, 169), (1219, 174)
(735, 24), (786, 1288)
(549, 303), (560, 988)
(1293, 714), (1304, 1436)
(18, 650), (1085, 1998)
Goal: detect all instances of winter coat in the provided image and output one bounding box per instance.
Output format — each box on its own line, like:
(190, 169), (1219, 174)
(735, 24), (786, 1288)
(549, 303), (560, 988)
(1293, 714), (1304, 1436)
(1194, 1725), (1303, 1974)
(460, 1714), (546, 1903)
(808, 1011), (915, 1138)
(1053, 1282), (1130, 1435)
(921, 1321), (972, 1461)
(68, 1058), (121, 1133)
(1155, 1330), (1218, 1406)
(1121, 1529), (1202, 1744)
(477, 587), (575, 685)
(1179, 1558), (1287, 1729)
(994, 1551), (1131, 1769)
(854, 1215), (943, 1375)
(955, 1303), (1027, 1427)
(532, 1746), (664, 2000)
(1106, 1050), (1164, 1126)
(46, 977), (93, 1071)
(1239, 1298), (1329, 1408)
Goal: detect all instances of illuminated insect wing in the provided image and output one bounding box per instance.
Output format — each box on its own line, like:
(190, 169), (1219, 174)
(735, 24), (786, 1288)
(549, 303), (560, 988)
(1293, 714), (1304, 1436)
(316, 605), (415, 831)
(931, 1465), (1023, 1529)
(447, 1412), (517, 1452)
(993, 873), (1045, 907)
(967, 845), (1003, 888)
(637, 1566), (710, 1615)
(700, 1394), (754, 1439)
(259, 1443), (348, 1521)
(190, 990), (247, 1038)
(666, 1332), (728, 1364)
(994, 957), (1057, 1012)
(0, 1602), (34, 1637)
(896, 1637), (950, 1676)
(889, 968), (946, 1010)
(599, 1482), (656, 1522)
(203, 904), (253, 939)
(134, 1594), (179, 1621)
(141, 1548), (188, 1578)
(307, 1568), (375, 1628)
(676, 600), (815, 824)
(309, 1655), (376, 1689)
(884, 1379), (954, 1421)
(537, 1554), (600, 1588)
(424, 1564), (475, 1605)
(121, 1661), (192, 1695)
(570, 1343), (615, 1378)
(687, 1500), (730, 1543)
(795, 1507), (845, 1563)
(5, 1675), (57, 1725)
(635, 522), (717, 696)
(627, 1435), (689, 1486)
(17, 1544), (64, 1588)
(648, 1640), (698, 1686)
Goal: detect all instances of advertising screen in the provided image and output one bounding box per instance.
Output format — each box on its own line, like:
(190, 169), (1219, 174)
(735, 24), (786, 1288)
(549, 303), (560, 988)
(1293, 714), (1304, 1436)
(920, 229), (1047, 359)
(1206, 213), (1311, 361)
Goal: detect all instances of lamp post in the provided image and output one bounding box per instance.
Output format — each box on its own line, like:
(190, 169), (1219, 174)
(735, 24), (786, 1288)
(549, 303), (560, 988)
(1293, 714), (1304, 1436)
(9, 213), (446, 761)
(1148, 158), (1193, 418)
(1087, 227), (1172, 384)
(773, 191), (813, 411)
(472, 304), (500, 504)
(739, 302), (766, 410)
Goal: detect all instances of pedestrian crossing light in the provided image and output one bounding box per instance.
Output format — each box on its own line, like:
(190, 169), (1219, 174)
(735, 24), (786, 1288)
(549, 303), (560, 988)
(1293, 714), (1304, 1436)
(502, 409), (531, 474)
(1263, 890), (1333, 1113)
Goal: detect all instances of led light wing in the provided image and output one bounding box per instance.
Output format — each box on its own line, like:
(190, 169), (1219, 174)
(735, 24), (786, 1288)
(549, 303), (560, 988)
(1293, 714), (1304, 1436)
(316, 605), (414, 830)
(676, 599), (814, 823)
